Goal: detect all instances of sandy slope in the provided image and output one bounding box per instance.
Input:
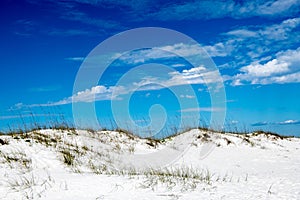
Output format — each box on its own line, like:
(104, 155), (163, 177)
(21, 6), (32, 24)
(0, 129), (299, 199)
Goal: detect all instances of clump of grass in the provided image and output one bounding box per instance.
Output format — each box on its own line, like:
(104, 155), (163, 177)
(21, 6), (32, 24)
(86, 128), (97, 134)
(88, 160), (108, 174)
(243, 137), (255, 147)
(82, 145), (89, 151)
(115, 128), (136, 140)
(61, 150), (75, 166)
(137, 167), (214, 192)
(0, 149), (32, 170)
(253, 130), (293, 140)
(0, 138), (9, 145)
(6, 172), (54, 199)
(7, 174), (37, 192)
(128, 144), (135, 153)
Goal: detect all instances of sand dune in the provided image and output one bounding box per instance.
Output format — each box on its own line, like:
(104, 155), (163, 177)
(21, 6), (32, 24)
(0, 129), (299, 199)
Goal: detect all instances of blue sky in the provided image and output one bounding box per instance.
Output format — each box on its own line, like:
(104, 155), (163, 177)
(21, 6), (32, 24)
(0, 0), (300, 137)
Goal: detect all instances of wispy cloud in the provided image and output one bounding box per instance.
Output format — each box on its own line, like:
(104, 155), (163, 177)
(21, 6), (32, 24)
(148, 0), (300, 21)
(69, 41), (229, 75)
(251, 121), (269, 126)
(116, 42), (230, 67)
(204, 17), (300, 74)
(180, 95), (195, 99)
(14, 19), (100, 37)
(45, 28), (97, 36)
(230, 120), (239, 124)
(0, 113), (60, 120)
(60, 10), (125, 30)
(8, 103), (24, 111)
(42, 0), (300, 21)
(251, 119), (300, 126)
(22, 64), (222, 107)
(225, 17), (300, 41)
(277, 119), (300, 125)
(28, 85), (61, 92)
(180, 107), (224, 113)
(13, 19), (39, 36)
(24, 0), (126, 37)
(65, 57), (85, 62)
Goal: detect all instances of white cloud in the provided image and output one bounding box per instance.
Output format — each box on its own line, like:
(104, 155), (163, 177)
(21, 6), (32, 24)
(180, 95), (195, 99)
(46, 85), (126, 106)
(180, 107), (224, 112)
(226, 29), (258, 38)
(118, 42), (230, 66)
(129, 66), (222, 92)
(44, 0), (300, 22)
(150, 0), (300, 21)
(240, 59), (290, 77)
(251, 119), (300, 126)
(202, 42), (231, 57)
(150, 1), (235, 20)
(235, 0), (300, 18)
(226, 17), (300, 41)
(259, 71), (300, 84)
(253, 0), (300, 16)
(72, 85), (126, 102)
(260, 17), (300, 40)
(0, 113), (60, 120)
(277, 119), (300, 125)
(166, 42), (230, 58)
(61, 9), (123, 30)
(69, 41), (231, 71)
(65, 57), (85, 61)
(231, 47), (300, 85)
(171, 63), (186, 68)
(8, 103), (24, 111)
(182, 66), (206, 75)
(165, 67), (222, 87)
(219, 17), (300, 64)
(32, 65), (222, 106)
(251, 121), (269, 126)
(230, 120), (239, 124)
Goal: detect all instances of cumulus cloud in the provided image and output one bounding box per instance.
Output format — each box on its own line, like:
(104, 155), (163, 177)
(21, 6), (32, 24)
(240, 59), (289, 77)
(53, 85), (126, 105)
(231, 47), (300, 85)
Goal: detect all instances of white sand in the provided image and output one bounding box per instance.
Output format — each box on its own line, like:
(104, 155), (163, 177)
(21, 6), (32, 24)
(0, 129), (299, 199)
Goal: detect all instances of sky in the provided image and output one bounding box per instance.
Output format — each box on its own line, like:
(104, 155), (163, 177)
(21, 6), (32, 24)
(0, 0), (300, 137)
